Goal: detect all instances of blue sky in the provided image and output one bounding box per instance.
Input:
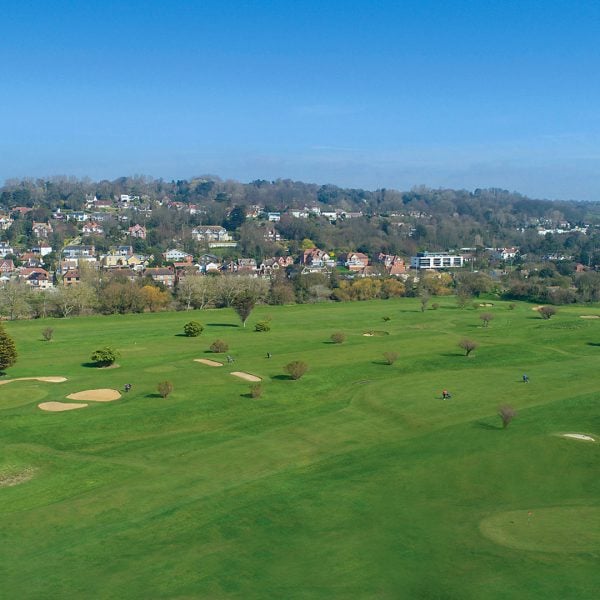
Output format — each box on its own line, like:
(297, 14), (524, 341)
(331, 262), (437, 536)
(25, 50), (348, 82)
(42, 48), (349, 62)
(1, 0), (600, 200)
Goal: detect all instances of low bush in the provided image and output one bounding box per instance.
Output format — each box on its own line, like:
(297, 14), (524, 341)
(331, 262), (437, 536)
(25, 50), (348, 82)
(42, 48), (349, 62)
(250, 384), (263, 398)
(284, 361), (308, 380)
(330, 332), (346, 344)
(42, 327), (54, 342)
(210, 339), (229, 353)
(254, 320), (271, 332)
(383, 351), (399, 365)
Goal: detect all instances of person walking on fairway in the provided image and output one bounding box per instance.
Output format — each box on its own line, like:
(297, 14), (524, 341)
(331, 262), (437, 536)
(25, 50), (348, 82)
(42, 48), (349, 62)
(442, 389), (451, 400)
(522, 374), (529, 383)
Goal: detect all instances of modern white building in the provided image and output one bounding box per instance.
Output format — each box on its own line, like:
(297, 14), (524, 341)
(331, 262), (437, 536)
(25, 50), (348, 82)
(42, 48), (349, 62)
(410, 252), (464, 270)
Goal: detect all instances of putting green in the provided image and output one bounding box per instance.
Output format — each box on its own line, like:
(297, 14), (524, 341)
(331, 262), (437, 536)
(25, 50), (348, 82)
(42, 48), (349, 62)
(480, 506), (600, 552)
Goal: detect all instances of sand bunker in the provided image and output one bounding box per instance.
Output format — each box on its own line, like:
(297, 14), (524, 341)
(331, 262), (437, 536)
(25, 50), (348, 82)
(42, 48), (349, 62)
(580, 315), (600, 319)
(39, 402), (88, 412)
(194, 358), (223, 367)
(0, 376), (67, 386)
(0, 467), (36, 488)
(363, 333), (374, 337)
(562, 433), (596, 442)
(230, 371), (261, 382)
(66, 389), (121, 402)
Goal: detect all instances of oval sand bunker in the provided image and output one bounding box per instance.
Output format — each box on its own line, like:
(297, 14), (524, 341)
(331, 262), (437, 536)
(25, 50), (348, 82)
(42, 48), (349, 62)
(0, 376), (67, 386)
(230, 372), (261, 382)
(66, 389), (121, 402)
(562, 433), (595, 442)
(194, 359), (223, 367)
(39, 402), (88, 412)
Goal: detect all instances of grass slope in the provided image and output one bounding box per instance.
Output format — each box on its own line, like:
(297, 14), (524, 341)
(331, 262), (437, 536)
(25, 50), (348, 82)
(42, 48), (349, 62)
(1, 299), (599, 599)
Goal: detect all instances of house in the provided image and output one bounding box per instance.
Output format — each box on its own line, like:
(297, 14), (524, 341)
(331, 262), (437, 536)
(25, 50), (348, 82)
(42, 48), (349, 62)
(289, 208), (309, 219)
(128, 224), (147, 239)
(0, 241), (14, 258)
(264, 225), (281, 242)
(493, 247), (519, 261)
(32, 222), (53, 239)
(69, 211), (90, 222)
(20, 253), (44, 268)
(63, 245), (95, 259)
(0, 259), (15, 273)
(301, 248), (335, 273)
(257, 256), (293, 275)
(19, 268), (53, 289)
(12, 206), (33, 216)
(82, 221), (104, 235)
(31, 243), (53, 257)
(237, 258), (258, 273)
(144, 267), (176, 288)
(267, 212), (281, 222)
(410, 252), (465, 269)
(0, 215), (14, 230)
(163, 249), (193, 263)
(192, 225), (232, 242)
(378, 253), (407, 276)
(63, 269), (81, 286)
(124, 254), (151, 271)
(340, 252), (369, 271)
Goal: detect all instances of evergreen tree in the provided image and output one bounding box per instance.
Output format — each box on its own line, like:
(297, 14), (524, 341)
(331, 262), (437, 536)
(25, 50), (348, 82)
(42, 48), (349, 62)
(0, 323), (17, 372)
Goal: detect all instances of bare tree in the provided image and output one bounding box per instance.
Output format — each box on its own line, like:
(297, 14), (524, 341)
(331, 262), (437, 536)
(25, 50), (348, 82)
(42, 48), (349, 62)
(458, 338), (479, 356)
(538, 306), (557, 320)
(383, 351), (399, 365)
(157, 381), (173, 398)
(498, 405), (517, 428)
(0, 282), (31, 320)
(480, 313), (494, 327)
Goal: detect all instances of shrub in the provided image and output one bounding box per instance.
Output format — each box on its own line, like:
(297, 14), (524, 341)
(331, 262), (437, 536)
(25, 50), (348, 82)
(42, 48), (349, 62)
(330, 332), (346, 344)
(284, 360), (308, 380)
(480, 313), (494, 327)
(90, 346), (119, 367)
(431, 303), (440, 310)
(383, 351), (399, 365)
(0, 323), (17, 372)
(250, 383), (263, 398)
(42, 327), (54, 342)
(498, 405), (517, 429)
(508, 303), (516, 310)
(539, 306), (557, 319)
(157, 381), (173, 398)
(183, 321), (204, 337)
(210, 339), (229, 353)
(458, 338), (478, 356)
(254, 320), (271, 332)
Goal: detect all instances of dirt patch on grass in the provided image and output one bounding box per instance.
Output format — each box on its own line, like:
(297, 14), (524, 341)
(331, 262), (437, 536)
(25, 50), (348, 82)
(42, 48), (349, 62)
(479, 303), (494, 307)
(580, 315), (600, 319)
(0, 467), (36, 488)
(39, 402), (88, 412)
(231, 371), (261, 382)
(0, 376), (67, 386)
(561, 433), (595, 442)
(194, 358), (224, 367)
(66, 389), (121, 402)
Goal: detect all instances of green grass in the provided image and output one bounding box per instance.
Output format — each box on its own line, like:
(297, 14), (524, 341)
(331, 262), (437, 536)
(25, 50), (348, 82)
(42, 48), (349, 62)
(1, 299), (599, 599)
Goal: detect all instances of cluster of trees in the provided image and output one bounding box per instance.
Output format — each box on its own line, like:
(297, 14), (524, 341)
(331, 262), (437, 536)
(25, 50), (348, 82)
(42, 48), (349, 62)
(3, 176), (600, 272)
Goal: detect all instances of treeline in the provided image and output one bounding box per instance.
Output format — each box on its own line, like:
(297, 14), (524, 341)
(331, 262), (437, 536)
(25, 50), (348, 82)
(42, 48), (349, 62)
(2, 176), (600, 264)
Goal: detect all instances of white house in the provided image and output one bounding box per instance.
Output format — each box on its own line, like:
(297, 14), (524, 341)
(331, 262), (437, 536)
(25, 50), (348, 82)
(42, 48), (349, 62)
(163, 248), (193, 262)
(410, 252), (464, 269)
(192, 225), (232, 242)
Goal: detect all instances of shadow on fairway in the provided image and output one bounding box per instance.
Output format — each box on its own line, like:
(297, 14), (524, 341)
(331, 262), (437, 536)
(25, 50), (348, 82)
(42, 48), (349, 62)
(587, 342), (600, 347)
(145, 393), (164, 399)
(81, 362), (99, 368)
(271, 374), (293, 381)
(206, 323), (239, 327)
(174, 333), (188, 337)
(474, 420), (502, 430)
(372, 360), (393, 365)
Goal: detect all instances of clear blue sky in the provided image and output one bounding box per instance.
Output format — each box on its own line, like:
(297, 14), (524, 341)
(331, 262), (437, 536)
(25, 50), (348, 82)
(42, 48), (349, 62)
(2, 0), (600, 200)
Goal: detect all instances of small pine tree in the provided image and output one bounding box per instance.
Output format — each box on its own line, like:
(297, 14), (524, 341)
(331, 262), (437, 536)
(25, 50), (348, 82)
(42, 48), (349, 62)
(0, 323), (17, 372)
(91, 347), (119, 367)
(183, 321), (204, 337)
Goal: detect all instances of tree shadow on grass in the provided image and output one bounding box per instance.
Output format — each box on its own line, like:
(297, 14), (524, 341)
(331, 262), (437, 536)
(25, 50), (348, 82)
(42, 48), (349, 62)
(174, 333), (189, 337)
(206, 323), (239, 327)
(439, 352), (465, 358)
(587, 342), (600, 347)
(372, 360), (393, 365)
(474, 420), (502, 430)
(81, 362), (100, 368)
(145, 393), (164, 399)
(271, 374), (293, 381)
